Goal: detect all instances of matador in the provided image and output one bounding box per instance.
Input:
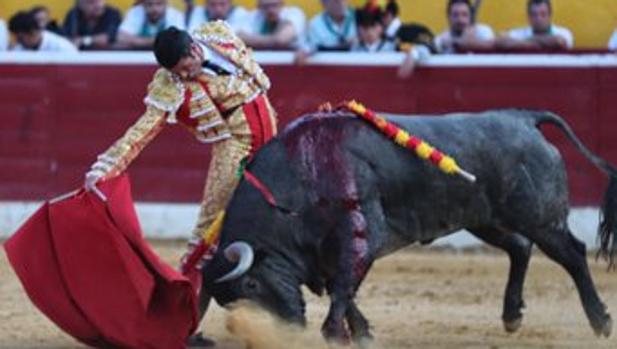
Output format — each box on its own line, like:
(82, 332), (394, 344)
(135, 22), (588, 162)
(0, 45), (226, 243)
(85, 21), (277, 273)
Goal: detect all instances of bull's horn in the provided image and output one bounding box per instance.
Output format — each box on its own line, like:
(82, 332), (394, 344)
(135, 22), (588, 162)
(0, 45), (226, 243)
(215, 241), (255, 283)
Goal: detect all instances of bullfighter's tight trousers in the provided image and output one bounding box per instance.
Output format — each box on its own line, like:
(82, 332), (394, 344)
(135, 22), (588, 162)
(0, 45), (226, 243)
(191, 135), (252, 240)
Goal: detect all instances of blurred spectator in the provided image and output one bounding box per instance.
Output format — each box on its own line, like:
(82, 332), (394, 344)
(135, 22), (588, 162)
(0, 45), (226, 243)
(238, 0), (305, 50)
(116, 0), (184, 50)
(0, 19), (8, 51)
(184, 0), (195, 27)
(351, 4), (429, 80)
(187, 0), (250, 33)
(434, 0), (494, 53)
(30, 6), (63, 35)
(497, 0), (573, 50)
(62, 0), (122, 50)
(351, 6), (394, 52)
(9, 11), (77, 52)
(307, 0), (357, 52)
(609, 29), (617, 51)
(381, 0), (435, 53)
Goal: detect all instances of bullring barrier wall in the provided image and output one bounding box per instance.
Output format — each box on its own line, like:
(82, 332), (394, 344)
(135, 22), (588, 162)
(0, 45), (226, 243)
(1, 52), (616, 247)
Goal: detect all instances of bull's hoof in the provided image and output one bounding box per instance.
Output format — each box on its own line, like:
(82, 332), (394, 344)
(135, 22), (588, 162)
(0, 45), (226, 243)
(322, 324), (351, 346)
(350, 324), (373, 346)
(503, 317), (523, 333)
(502, 300), (525, 333)
(593, 314), (612, 338)
(187, 332), (216, 347)
(354, 336), (374, 349)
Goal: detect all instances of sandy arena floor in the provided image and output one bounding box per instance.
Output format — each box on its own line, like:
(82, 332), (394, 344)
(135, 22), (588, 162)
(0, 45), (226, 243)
(1, 240), (616, 348)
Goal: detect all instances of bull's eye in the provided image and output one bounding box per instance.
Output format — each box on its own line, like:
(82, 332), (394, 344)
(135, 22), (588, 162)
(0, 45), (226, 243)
(242, 277), (261, 294)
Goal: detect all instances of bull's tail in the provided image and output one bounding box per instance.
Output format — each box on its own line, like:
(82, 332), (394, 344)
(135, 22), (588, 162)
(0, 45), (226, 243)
(530, 111), (617, 269)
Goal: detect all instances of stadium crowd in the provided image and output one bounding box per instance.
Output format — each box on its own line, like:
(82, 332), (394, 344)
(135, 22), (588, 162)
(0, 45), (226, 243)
(0, 0), (616, 60)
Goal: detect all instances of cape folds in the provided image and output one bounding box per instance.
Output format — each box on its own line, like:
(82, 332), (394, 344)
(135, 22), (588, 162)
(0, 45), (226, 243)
(3, 175), (198, 349)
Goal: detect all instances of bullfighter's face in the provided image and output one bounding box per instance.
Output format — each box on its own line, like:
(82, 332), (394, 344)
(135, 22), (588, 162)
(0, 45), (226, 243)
(168, 43), (204, 81)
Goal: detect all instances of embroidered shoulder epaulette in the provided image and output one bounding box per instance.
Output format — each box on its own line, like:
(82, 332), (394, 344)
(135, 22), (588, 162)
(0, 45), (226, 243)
(192, 20), (241, 49)
(192, 21), (271, 91)
(143, 68), (185, 117)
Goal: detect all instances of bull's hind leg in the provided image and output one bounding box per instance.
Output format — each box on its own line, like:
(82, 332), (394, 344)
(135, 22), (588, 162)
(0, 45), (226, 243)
(470, 228), (532, 333)
(528, 226), (612, 337)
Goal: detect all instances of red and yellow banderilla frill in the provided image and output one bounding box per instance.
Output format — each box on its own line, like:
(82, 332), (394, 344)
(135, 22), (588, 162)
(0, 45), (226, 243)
(341, 100), (477, 183)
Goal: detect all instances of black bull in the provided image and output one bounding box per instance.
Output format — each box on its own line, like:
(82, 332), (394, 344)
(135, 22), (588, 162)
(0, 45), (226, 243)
(202, 109), (616, 342)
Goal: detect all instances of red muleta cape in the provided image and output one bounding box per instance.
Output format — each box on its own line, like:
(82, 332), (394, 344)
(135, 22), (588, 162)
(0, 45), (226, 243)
(3, 174), (198, 348)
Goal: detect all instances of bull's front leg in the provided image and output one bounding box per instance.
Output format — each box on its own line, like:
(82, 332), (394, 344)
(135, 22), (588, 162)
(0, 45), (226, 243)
(322, 296), (374, 346)
(346, 300), (373, 345)
(322, 201), (378, 344)
(318, 156), (384, 344)
(322, 289), (353, 344)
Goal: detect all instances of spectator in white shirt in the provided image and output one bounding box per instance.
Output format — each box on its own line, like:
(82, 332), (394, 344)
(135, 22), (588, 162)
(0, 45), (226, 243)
(30, 5), (63, 35)
(116, 0), (185, 50)
(184, 0), (195, 27)
(608, 29), (617, 51)
(307, 0), (357, 52)
(351, 6), (395, 53)
(496, 0), (573, 51)
(0, 19), (8, 51)
(9, 11), (77, 52)
(238, 0), (305, 50)
(188, 0), (250, 33)
(294, 0), (356, 64)
(434, 0), (494, 54)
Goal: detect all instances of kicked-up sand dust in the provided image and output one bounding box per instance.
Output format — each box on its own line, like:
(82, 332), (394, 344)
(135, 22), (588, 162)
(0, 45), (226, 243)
(226, 301), (332, 349)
